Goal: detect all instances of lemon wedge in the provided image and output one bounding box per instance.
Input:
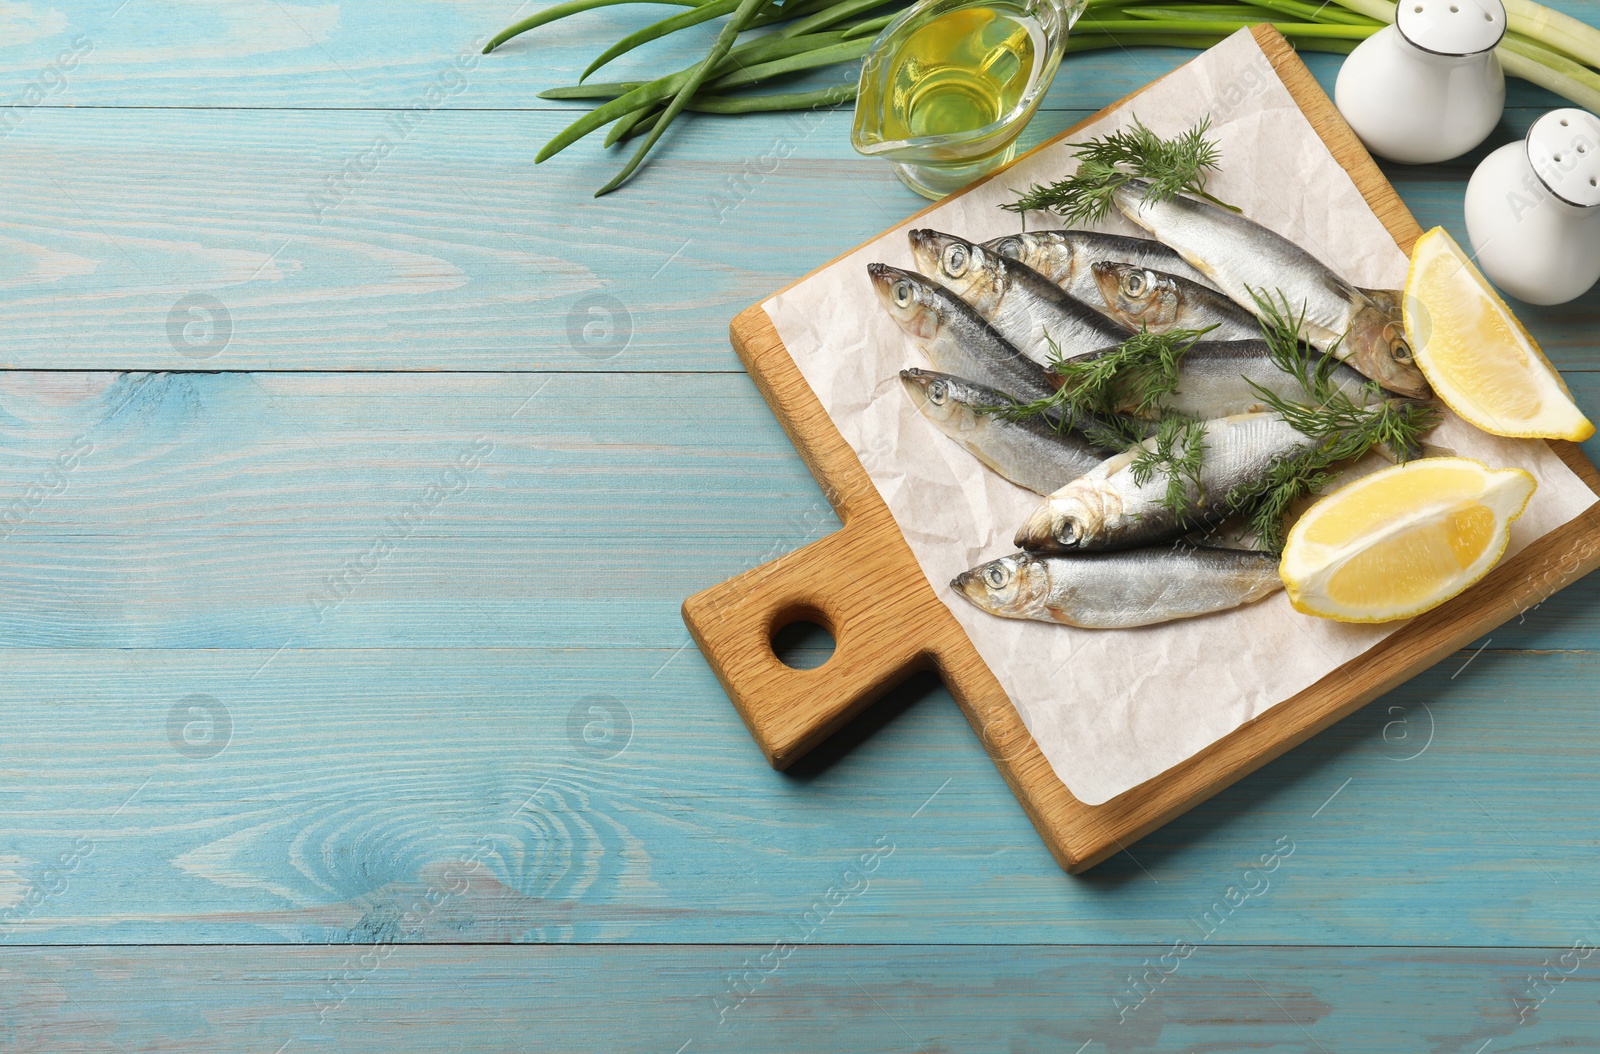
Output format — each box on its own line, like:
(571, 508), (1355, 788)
(1280, 457), (1536, 623)
(1404, 227), (1593, 441)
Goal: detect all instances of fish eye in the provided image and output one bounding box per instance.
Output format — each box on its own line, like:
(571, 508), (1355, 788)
(992, 237), (1021, 260)
(943, 243), (968, 276)
(1391, 335), (1414, 364)
(984, 564), (1009, 589)
(928, 381), (948, 405)
(1122, 270), (1148, 297)
(893, 280), (913, 306)
(1054, 520), (1079, 546)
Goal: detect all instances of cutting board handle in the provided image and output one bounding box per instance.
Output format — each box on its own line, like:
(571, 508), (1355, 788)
(682, 514), (939, 770)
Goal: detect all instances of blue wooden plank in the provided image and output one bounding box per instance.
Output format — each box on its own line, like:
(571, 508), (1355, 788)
(0, 0), (1583, 109)
(0, 644), (1598, 944)
(0, 372), (832, 649)
(0, 369), (1592, 651)
(0, 0), (1598, 987)
(0, 105), (1594, 372)
(0, 944), (1596, 1051)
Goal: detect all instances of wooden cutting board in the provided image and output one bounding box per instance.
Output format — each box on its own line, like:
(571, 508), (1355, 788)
(682, 24), (1600, 874)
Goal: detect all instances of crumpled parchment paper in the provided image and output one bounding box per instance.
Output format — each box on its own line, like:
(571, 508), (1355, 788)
(761, 29), (1599, 805)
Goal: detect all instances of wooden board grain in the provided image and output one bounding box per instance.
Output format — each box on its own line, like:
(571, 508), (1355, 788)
(685, 25), (1600, 873)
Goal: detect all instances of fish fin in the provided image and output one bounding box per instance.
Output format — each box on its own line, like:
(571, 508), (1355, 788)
(1042, 604), (1086, 628)
(1357, 288), (1405, 318)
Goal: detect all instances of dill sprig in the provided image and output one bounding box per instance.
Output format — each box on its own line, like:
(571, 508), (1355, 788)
(1003, 116), (1238, 225)
(986, 324), (1213, 439)
(972, 352), (1147, 450)
(1130, 414), (1208, 521)
(1054, 324), (1216, 418)
(1076, 413), (1151, 453)
(1224, 290), (1440, 550)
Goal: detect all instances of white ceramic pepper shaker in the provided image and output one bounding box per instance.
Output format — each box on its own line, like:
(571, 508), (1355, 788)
(1334, 0), (1506, 165)
(1464, 108), (1600, 305)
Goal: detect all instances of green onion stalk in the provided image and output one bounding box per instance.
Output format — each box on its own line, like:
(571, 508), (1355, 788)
(485, 0), (1600, 193)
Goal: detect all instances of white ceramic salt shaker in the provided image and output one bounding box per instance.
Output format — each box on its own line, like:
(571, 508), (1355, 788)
(1464, 108), (1600, 305)
(1334, 0), (1506, 165)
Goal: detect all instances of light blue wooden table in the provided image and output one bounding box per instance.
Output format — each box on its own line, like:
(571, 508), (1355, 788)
(4, 2), (1600, 1049)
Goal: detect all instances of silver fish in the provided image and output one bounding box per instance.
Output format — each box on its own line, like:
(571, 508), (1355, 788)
(982, 229), (1222, 302)
(868, 263), (1055, 402)
(899, 369), (1115, 495)
(1091, 262), (1261, 341)
(1181, 448), (1405, 552)
(1111, 180), (1428, 398)
(953, 546), (1282, 628)
(1071, 338), (1389, 421)
(1015, 412), (1312, 552)
(907, 230), (1129, 367)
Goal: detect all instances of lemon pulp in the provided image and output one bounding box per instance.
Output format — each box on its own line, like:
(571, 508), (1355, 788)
(1279, 457), (1536, 624)
(1405, 227), (1593, 441)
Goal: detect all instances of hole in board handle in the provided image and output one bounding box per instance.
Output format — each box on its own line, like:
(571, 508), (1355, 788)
(770, 606), (837, 670)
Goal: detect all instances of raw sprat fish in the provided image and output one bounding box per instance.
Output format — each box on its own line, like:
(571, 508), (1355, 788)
(953, 546), (1282, 628)
(1180, 448), (1400, 551)
(1015, 412), (1314, 553)
(899, 368), (1119, 495)
(1111, 179), (1429, 398)
(1090, 262), (1260, 341)
(982, 230), (1221, 302)
(868, 263), (1055, 402)
(906, 229), (1129, 367)
(1064, 338), (1394, 421)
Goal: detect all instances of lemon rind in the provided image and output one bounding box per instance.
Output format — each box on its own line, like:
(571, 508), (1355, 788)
(1405, 228), (1594, 442)
(1279, 459), (1537, 624)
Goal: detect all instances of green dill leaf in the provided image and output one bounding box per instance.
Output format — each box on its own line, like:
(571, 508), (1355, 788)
(982, 323), (1213, 459)
(980, 386), (1077, 431)
(1053, 323), (1216, 417)
(1079, 413), (1150, 451)
(1224, 449), (1334, 552)
(1220, 288), (1442, 551)
(1130, 413), (1207, 520)
(1003, 116), (1238, 223)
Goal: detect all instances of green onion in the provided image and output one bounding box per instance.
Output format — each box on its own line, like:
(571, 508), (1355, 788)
(580, 0), (741, 82)
(840, 14), (898, 39)
(1123, 6), (1286, 23)
(774, 0), (898, 37)
(593, 0), (772, 194)
(489, 0), (1600, 193)
(484, 0), (712, 53)
(539, 82), (646, 100)
(684, 83), (860, 111)
(704, 38), (873, 90)
(1507, 0), (1600, 69)
(1080, 19), (1376, 38)
(1502, 34), (1600, 112)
